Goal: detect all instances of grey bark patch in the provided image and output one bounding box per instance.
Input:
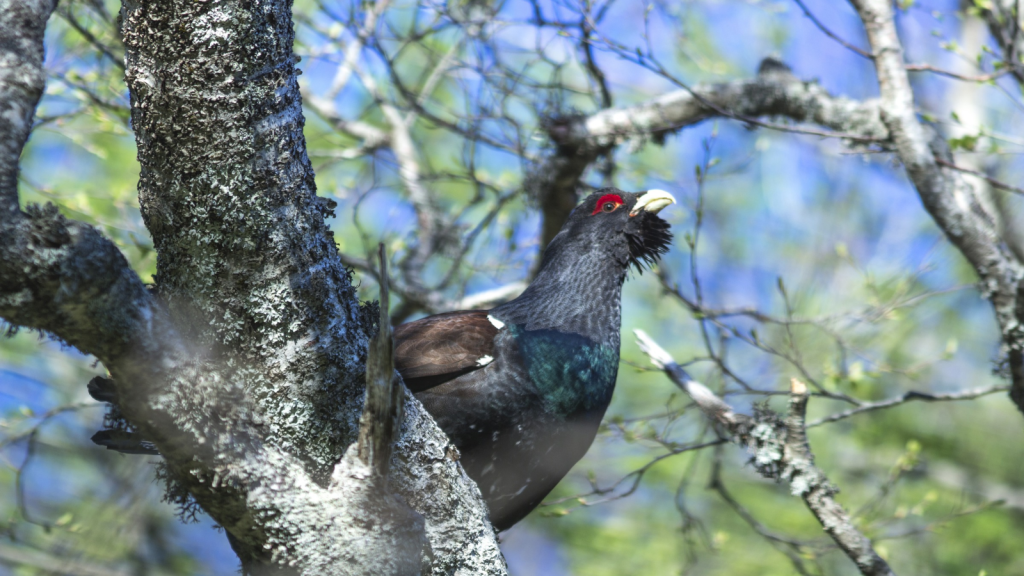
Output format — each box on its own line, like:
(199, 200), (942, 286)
(0, 0), (506, 574)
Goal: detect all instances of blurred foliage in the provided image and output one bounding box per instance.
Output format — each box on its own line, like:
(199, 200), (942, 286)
(4, 0), (1024, 575)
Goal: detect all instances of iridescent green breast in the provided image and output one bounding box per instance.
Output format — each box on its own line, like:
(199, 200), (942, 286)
(508, 324), (618, 417)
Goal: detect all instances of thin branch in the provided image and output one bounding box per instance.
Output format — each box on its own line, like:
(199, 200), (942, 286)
(792, 0), (873, 59)
(404, 38), (462, 128)
(300, 0), (392, 148)
(582, 41), (887, 144)
(326, 0), (391, 103)
(709, 460), (823, 576)
(355, 65), (445, 291)
(807, 385), (1010, 427)
(530, 57), (888, 251)
(57, 5), (124, 71)
(905, 63), (1008, 83)
(542, 438), (725, 509)
(934, 158), (1024, 196)
(978, 0), (1024, 86)
(634, 330), (896, 576)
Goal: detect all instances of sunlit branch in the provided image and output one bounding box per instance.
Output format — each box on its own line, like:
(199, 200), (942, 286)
(56, 4), (124, 72)
(529, 56), (888, 254)
(807, 385), (1011, 427)
(850, 0), (1024, 415)
(326, 0), (391, 101)
(635, 329), (897, 576)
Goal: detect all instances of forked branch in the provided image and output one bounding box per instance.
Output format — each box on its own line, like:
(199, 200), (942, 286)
(634, 329), (896, 576)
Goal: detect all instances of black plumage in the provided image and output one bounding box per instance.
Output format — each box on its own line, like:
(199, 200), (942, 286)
(395, 188), (675, 530)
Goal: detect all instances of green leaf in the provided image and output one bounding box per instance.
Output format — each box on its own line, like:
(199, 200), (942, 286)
(949, 134), (980, 151)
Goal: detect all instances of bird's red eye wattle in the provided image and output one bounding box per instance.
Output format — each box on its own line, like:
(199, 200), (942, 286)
(591, 194), (623, 215)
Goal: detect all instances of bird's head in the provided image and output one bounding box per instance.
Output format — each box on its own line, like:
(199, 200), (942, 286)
(543, 188), (676, 274)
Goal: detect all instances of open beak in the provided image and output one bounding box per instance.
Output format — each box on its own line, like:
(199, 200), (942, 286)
(630, 189), (676, 216)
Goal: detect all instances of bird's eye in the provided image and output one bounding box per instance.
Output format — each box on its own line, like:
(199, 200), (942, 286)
(590, 193), (625, 215)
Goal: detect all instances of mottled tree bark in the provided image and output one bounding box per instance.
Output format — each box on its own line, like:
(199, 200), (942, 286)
(0, 0), (53, 217)
(0, 1), (505, 574)
(121, 0), (368, 482)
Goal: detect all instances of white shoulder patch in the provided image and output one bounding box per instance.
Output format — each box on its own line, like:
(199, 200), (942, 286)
(477, 355), (494, 367)
(487, 315), (505, 330)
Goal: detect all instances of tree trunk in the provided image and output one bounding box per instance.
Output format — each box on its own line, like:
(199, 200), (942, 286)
(0, 0), (506, 573)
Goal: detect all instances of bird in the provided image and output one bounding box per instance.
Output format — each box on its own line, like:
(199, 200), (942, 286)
(88, 187), (675, 530)
(394, 188), (675, 530)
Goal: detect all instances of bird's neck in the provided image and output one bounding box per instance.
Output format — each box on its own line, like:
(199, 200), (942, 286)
(494, 248), (626, 347)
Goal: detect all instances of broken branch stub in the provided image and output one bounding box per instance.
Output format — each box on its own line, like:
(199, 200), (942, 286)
(357, 243), (405, 481)
(633, 329), (896, 576)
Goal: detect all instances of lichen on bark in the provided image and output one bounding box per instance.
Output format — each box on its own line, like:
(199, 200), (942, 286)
(1, 0), (505, 574)
(122, 0), (368, 474)
(115, 1), (506, 572)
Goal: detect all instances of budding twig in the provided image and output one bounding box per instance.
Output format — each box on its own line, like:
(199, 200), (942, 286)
(633, 329), (897, 576)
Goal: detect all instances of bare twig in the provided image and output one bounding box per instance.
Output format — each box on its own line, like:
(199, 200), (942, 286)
(934, 158), (1024, 196)
(709, 458), (824, 576)
(792, 0), (873, 59)
(531, 57), (888, 251)
(977, 0), (1024, 86)
(807, 385), (1010, 427)
(327, 0), (391, 101)
(905, 63), (1008, 83)
(352, 65), (446, 293)
(542, 438), (725, 509)
(300, 1), (393, 150)
(56, 5), (124, 72)
(634, 330), (896, 576)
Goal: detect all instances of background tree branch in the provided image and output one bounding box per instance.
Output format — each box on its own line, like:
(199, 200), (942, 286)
(528, 57), (889, 254)
(0, 0), (54, 216)
(850, 0), (1024, 414)
(635, 329), (896, 576)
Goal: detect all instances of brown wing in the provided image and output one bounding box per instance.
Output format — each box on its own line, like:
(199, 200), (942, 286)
(394, 310), (499, 393)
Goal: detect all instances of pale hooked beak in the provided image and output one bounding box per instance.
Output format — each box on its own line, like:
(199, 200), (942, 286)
(630, 189), (676, 216)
